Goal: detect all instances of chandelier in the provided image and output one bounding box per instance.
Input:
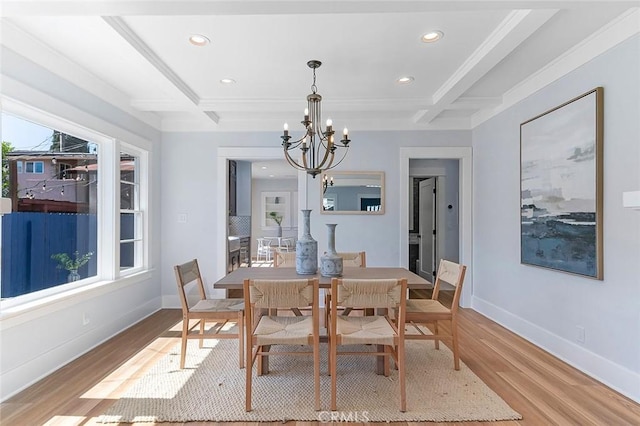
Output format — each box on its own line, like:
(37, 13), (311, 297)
(281, 60), (351, 178)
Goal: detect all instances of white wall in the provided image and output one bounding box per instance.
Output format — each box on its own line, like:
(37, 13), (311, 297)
(0, 48), (163, 401)
(472, 35), (640, 402)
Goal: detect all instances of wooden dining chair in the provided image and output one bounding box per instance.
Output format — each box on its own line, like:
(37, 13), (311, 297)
(405, 259), (467, 370)
(244, 278), (321, 412)
(324, 251), (366, 325)
(328, 277), (407, 412)
(338, 251), (366, 267)
(174, 259), (244, 369)
(274, 249), (296, 267)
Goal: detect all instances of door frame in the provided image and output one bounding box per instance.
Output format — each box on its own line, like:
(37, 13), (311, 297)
(400, 147), (472, 307)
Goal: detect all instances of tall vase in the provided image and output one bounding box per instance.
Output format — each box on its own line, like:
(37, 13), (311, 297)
(296, 209), (318, 274)
(320, 224), (343, 277)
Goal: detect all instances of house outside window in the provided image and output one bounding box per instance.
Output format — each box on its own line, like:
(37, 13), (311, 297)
(16, 161), (23, 174)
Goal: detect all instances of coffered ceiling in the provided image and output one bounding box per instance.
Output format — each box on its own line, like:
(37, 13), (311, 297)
(1, 1), (638, 133)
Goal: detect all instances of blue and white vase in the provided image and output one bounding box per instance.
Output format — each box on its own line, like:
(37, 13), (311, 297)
(320, 224), (343, 277)
(296, 209), (318, 274)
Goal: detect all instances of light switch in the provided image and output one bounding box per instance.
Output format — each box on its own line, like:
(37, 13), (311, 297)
(177, 213), (187, 223)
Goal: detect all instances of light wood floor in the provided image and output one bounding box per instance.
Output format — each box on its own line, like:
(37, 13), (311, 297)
(2, 305), (639, 425)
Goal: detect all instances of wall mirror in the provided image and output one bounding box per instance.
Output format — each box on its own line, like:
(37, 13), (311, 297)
(321, 171), (385, 214)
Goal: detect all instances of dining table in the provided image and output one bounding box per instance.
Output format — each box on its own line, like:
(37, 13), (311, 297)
(213, 266), (432, 375)
(214, 266), (431, 291)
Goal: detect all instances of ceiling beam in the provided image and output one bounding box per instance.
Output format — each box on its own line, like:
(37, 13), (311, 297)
(414, 8), (558, 124)
(102, 16), (219, 125)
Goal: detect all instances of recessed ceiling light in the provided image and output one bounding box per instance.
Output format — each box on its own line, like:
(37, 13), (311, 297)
(220, 78), (236, 84)
(421, 30), (444, 43)
(189, 34), (210, 46)
(261, 166), (267, 170)
(397, 76), (415, 84)
(269, 174), (275, 178)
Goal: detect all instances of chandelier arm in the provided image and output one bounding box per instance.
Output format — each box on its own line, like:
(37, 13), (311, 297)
(285, 136), (308, 150)
(314, 137), (333, 170)
(283, 150), (306, 171)
(323, 147), (348, 171)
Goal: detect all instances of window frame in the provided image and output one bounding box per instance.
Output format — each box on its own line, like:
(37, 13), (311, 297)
(118, 145), (147, 275)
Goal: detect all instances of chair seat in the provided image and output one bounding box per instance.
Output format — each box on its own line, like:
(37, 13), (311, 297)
(406, 299), (450, 315)
(254, 315), (314, 345)
(191, 298), (244, 312)
(336, 315), (396, 345)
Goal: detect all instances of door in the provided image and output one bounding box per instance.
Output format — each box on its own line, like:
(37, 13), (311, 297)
(419, 178), (436, 281)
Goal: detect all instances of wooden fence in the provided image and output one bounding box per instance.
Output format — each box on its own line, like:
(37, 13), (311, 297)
(2, 212), (98, 298)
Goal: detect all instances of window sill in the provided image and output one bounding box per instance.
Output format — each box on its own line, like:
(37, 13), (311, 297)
(0, 269), (154, 329)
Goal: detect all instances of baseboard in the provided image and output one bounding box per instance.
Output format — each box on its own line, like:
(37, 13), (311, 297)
(471, 296), (640, 403)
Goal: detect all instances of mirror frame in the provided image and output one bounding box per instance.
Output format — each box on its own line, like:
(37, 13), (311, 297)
(320, 171), (385, 215)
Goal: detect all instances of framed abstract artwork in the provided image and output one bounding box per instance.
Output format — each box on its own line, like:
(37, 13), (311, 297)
(520, 87), (604, 279)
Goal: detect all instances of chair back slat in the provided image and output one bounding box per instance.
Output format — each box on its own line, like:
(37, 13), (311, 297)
(174, 259), (207, 313)
(337, 251), (366, 267)
(437, 259), (463, 287)
(335, 278), (401, 308)
(274, 250), (296, 267)
(248, 279), (315, 308)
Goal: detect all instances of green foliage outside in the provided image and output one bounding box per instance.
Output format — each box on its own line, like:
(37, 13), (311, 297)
(2, 141), (14, 197)
(51, 251), (94, 271)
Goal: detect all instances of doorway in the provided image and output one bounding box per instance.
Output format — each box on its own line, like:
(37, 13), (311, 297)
(400, 147), (472, 307)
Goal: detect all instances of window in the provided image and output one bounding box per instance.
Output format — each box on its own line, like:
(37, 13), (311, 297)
(1, 113), (98, 300)
(1, 109), (150, 305)
(119, 151), (143, 271)
(25, 161), (44, 174)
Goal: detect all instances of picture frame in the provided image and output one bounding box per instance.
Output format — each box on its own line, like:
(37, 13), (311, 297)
(520, 87), (603, 279)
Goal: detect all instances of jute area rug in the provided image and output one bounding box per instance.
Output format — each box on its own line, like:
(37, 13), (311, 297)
(100, 334), (521, 423)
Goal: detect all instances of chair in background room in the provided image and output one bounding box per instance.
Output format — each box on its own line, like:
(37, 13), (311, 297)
(274, 249), (296, 267)
(244, 278), (321, 412)
(328, 278), (407, 412)
(256, 238), (273, 262)
(405, 259), (467, 370)
(174, 259), (244, 369)
(279, 237), (296, 252)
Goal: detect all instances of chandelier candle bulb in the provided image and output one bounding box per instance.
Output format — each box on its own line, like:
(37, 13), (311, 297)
(304, 108), (309, 121)
(283, 123), (289, 137)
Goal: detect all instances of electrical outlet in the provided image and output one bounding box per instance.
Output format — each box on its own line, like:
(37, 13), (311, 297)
(576, 326), (585, 343)
(82, 313), (91, 326)
(177, 213), (187, 223)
